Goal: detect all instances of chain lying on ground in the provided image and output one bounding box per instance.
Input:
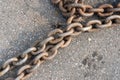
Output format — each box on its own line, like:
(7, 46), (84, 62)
(0, 0), (120, 80)
(53, 0), (120, 17)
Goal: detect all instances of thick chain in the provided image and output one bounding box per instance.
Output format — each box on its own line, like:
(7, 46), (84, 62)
(0, 0), (120, 80)
(53, 0), (120, 17)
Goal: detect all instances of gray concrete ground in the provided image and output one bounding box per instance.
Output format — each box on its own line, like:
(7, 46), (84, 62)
(0, 0), (120, 80)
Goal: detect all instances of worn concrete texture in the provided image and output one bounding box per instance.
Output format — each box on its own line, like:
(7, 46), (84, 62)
(0, 0), (120, 80)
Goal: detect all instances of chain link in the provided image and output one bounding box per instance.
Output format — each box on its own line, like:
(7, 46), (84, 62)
(0, 0), (120, 80)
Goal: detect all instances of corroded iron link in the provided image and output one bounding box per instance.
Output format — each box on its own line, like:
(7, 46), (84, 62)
(0, 0), (120, 80)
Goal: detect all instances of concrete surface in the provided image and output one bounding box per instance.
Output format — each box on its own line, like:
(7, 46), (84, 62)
(0, 0), (120, 80)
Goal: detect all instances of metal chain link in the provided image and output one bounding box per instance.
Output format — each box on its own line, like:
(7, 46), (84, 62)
(0, 0), (120, 80)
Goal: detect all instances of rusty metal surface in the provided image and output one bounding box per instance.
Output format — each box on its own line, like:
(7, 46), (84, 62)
(0, 0), (120, 80)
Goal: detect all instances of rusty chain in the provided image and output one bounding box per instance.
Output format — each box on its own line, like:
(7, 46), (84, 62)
(0, 0), (120, 80)
(53, 0), (120, 17)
